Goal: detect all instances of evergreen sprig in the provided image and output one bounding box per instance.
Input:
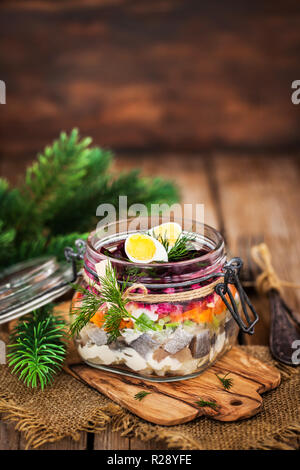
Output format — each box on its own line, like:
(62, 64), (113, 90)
(7, 306), (66, 389)
(134, 391), (151, 401)
(70, 263), (156, 340)
(216, 372), (234, 390)
(69, 284), (103, 337)
(195, 399), (219, 410)
(0, 129), (179, 269)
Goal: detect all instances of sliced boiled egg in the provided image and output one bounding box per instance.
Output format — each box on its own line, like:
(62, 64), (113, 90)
(125, 233), (168, 263)
(151, 222), (182, 250)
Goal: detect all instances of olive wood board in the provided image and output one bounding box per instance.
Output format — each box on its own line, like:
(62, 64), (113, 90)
(69, 347), (281, 426)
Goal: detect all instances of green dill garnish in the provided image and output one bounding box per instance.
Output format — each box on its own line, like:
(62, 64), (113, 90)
(123, 266), (145, 280)
(69, 263), (156, 340)
(216, 372), (233, 390)
(151, 230), (196, 262)
(195, 399), (219, 410)
(134, 391), (151, 401)
(168, 233), (196, 261)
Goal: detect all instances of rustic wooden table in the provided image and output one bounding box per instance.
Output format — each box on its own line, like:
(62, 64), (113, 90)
(1, 153), (299, 449)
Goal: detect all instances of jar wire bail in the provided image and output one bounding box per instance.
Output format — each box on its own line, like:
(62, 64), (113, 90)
(215, 257), (259, 335)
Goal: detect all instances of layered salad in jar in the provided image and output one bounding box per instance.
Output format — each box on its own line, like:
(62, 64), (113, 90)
(72, 221), (239, 380)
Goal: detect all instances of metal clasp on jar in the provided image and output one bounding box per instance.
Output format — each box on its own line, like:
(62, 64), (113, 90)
(64, 239), (86, 282)
(215, 257), (259, 334)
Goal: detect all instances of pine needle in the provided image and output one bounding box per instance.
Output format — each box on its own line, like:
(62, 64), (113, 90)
(69, 263), (157, 340)
(216, 372), (234, 390)
(7, 306), (66, 389)
(69, 284), (103, 337)
(195, 399), (219, 410)
(134, 391), (151, 401)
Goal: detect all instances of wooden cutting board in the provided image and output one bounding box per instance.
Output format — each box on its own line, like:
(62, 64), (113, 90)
(70, 347), (281, 425)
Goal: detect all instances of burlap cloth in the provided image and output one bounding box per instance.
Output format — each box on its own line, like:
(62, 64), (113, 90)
(0, 329), (299, 449)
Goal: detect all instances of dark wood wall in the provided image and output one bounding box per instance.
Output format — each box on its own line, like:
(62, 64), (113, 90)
(1, 0), (300, 167)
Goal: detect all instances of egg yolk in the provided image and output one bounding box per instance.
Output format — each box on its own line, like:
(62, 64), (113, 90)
(153, 223), (181, 247)
(126, 234), (156, 261)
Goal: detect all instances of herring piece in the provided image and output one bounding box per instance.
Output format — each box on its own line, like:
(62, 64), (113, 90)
(172, 346), (193, 363)
(122, 347), (148, 371)
(147, 354), (181, 372)
(130, 333), (160, 358)
(87, 328), (108, 346)
(109, 336), (126, 351)
(189, 330), (211, 358)
(78, 324), (93, 344)
(79, 344), (117, 365)
(164, 328), (193, 355)
(121, 328), (143, 344)
(153, 345), (193, 364)
(152, 347), (169, 363)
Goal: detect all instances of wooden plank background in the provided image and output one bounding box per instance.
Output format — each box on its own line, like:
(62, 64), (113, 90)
(1, 0), (300, 166)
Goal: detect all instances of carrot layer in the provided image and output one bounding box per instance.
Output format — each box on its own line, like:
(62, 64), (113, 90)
(79, 284), (237, 329)
(90, 310), (133, 330)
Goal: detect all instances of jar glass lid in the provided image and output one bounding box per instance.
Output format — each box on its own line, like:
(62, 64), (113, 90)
(0, 256), (74, 325)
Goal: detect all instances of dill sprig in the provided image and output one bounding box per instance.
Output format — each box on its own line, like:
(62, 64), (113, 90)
(152, 230), (170, 252)
(7, 306), (66, 389)
(195, 399), (219, 410)
(69, 263), (156, 340)
(216, 372), (234, 390)
(134, 391), (151, 401)
(168, 233), (196, 261)
(152, 230), (196, 262)
(69, 284), (103, 337)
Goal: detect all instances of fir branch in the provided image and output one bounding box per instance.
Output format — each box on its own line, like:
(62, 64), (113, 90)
(99, 265), (157, 339)
(69, 263), (156, 340)
(134, 391), (151, 401)
(7, 306), (66, 390)
(10, 232), (88, 265)
(0, 179), (27, 229)
(21, 130), (113, 234)
(69, 284), (104, 337)
(216, 372), (233, 390)
(0, 220), (16, 264)
(195, 399), (219, 410)
(94, 263), (130, 341)
(0, 129), (179, 271)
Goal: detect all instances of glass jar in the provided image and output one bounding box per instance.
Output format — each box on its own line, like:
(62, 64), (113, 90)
(72, 217), (241, 381)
